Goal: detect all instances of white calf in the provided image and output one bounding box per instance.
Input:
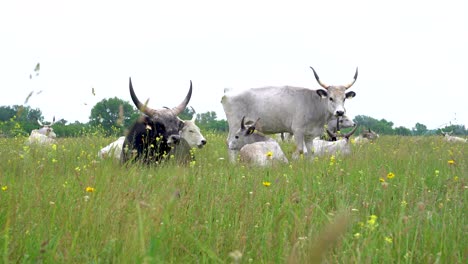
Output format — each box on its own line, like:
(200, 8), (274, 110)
(229, 117), (288, 166)
(312, 125), (358, 157)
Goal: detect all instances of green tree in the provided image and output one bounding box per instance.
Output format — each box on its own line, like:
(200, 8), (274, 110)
(89, 97), (140, 136)
(0, 106), (16, 122)
(178, 107), (196, 121)
(0, 105), (44, 136)
(394, 126), (412, 136)
(195, 111), (228, 131)
(412, 123), (428, 136)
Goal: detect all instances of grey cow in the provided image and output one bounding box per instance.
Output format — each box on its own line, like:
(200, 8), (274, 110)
(229, 117), (288, 166)
(222, 67), (358, 161)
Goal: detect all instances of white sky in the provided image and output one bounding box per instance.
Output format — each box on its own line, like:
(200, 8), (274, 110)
(1, 0), (467, 130)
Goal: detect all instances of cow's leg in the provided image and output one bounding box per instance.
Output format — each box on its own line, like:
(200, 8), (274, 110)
(292, 130), (305, 159)
(304, 135), (314, 156)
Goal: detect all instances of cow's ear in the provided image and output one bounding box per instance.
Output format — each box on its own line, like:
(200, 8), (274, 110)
(345, 91), (356, 99)
(316, 89), (328, 98)
(247, 126), (255, 135)
(179, 120), (185, 130)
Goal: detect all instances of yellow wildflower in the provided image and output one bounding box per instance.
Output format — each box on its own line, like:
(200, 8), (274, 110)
(453, 176), (458, 182)
(385, 236), (393, 244)
(262, 181), (271, 187)
(387, 172), (395, 179)
(51, 144), (57, 151)
(86, 187), (95, 193)
(448, 160), (455, 165)
(366, 215), (378, 231)
(379, 178), (385, 182)
(266, 151), (273, 159)
(1, 186), (7, 191)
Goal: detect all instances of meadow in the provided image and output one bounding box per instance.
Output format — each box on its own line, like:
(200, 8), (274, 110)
(0, 132), (466, 263)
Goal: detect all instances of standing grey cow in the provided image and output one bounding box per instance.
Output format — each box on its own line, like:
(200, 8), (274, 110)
(222, 67), (358, 161)
(229, 117), (288, 166)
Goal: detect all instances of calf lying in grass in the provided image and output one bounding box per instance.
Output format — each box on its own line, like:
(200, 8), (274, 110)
(228, 116), (288, 166)
(312, 125), (358, 157)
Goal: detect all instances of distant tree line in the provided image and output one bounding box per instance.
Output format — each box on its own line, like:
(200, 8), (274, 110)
(0, 98), (228, 138)
(353, 115), (467, 136)
(0, 103), (465, 138)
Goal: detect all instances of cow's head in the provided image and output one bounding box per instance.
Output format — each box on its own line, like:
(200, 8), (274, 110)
(179, 107), (207, 148)
(311, 67), (358, 117)
(37, 117), (56, 138)
(129, 78), (192, 146)
(228, 116), (261, 150)
(362, 128), (379, 140)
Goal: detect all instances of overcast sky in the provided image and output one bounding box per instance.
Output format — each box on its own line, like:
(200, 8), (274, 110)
(1, 0), (467, 130)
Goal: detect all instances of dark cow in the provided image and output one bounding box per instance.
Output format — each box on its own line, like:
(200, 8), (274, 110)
(121, 78), (192, 164)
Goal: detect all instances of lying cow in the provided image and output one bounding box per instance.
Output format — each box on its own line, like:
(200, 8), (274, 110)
(101, 108), (206, 161)
(121, 78), (192, 164)
(229, 117), (288, 166)
(354, 128), (379, 144)
(312, 125), (358, 157)
(98, 136), (125, 159)
(26, 117), (57, 145)
(222, 66), (358, 161)
(441, 131), (467, 143)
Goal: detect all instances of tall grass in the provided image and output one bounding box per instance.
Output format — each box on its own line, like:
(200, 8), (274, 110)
(0, 133), (466, 263)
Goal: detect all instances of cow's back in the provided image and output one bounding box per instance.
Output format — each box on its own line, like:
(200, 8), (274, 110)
(222, 86), (327, 134)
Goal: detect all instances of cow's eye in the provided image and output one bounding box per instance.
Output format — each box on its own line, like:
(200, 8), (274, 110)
(235, 136), (239, 139)
(189, 130), (194, 133)
(329, 97), (334, 102)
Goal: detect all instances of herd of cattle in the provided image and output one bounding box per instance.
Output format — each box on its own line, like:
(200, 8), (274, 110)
(26, 67), (467, 166)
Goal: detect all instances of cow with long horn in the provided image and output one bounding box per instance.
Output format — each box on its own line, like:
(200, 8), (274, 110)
(26, 116), (57, 145)
(222, 66), (358, 161)
(121, 78), (192, 164)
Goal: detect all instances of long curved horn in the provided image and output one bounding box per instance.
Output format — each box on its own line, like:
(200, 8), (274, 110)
(129, 77), (154, 116)
(37, 120), (43, 126)
(326, 129), (337, 140)
(310, 67), (329, 89)
(344, 125), (358, 138)
(241, 116), (246, 130)
(190, 106), (197, 122)
(50, 116), (55, 126)
(343, 67), (358, 89)
(171, 80), (193, 116)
